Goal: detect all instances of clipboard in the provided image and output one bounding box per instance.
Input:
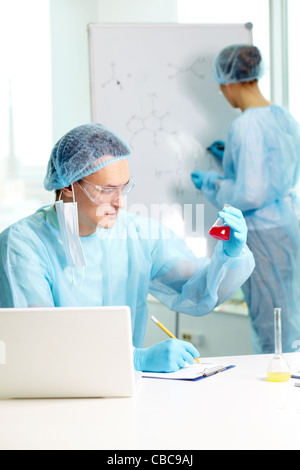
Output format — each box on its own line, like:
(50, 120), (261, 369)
(142, 363), (235, 381)
(191, 365), (235, 382)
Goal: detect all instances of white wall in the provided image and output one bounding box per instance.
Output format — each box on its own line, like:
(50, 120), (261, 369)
(97, 0), (177, 22)
(50, 0), (98, 143)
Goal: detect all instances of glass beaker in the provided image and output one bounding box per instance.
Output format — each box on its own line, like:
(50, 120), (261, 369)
(209, 204), (231, 241)
(267, 308), (291, 382)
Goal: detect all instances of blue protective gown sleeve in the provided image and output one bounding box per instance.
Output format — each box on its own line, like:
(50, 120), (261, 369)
(0, 222), (55, 308)
(149, 221), (254, 316)
(201, 106), (300, 212)
(201, 123), (267, 211)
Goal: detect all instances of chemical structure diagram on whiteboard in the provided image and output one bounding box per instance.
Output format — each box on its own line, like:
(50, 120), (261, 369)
(167, 56), (206, 80)
(124, 56), (206, 145)
(126, 93), (177, 147)
(97, 55), (208, 202)
(100, 56), (206, 91)
(101, 62), (132, 91)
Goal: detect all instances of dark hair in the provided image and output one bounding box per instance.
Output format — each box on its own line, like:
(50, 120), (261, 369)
(220, 45), (262, 82)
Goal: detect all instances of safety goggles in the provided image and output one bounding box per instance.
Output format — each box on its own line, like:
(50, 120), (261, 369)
(76, 178), (134, 205)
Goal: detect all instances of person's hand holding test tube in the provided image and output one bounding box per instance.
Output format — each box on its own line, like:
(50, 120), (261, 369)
(133, 317), (201, 373)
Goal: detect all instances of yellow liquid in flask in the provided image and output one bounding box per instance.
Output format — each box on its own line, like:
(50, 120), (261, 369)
(267, 372), (291, 383)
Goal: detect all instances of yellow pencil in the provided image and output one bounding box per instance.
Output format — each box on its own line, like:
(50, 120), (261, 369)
(151, 315), (201, 363)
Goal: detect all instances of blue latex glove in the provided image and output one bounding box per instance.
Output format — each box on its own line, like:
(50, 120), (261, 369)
(191, 170), (222, 191)
(191, 170), (205, 190)
(219, 206), (248, 258)
(133, 339), (200, 373)
(207, 141), (225, 161)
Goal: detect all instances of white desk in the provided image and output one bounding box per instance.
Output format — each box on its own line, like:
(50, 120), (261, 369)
(1, 353), (300, 450)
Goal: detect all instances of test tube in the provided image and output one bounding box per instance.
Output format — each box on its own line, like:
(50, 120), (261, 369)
(267, 308), (291, 382)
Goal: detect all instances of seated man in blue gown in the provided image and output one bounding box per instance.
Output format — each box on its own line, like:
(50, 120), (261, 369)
(0, 123), (255, 372)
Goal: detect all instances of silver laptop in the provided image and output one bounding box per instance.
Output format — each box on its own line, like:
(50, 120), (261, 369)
(0, 306), (139, 399)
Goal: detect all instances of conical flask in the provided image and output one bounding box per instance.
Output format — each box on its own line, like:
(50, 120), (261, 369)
(209, 204), (231, 241)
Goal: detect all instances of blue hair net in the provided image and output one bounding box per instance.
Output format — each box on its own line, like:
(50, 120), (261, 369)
(212, 44), (265, 85)
(44, 123), (131, 191)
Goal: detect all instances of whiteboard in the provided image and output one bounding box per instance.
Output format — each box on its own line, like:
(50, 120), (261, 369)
(88, 24), (252, 255)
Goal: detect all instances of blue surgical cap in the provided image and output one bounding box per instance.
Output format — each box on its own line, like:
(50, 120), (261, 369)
(212, 44), (265, 85)
(44, 123), (131, 191)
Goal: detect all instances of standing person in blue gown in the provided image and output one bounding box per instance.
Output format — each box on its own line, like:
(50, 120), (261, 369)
(0, 123), (254, 371)
(192, 44), (300, 354)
